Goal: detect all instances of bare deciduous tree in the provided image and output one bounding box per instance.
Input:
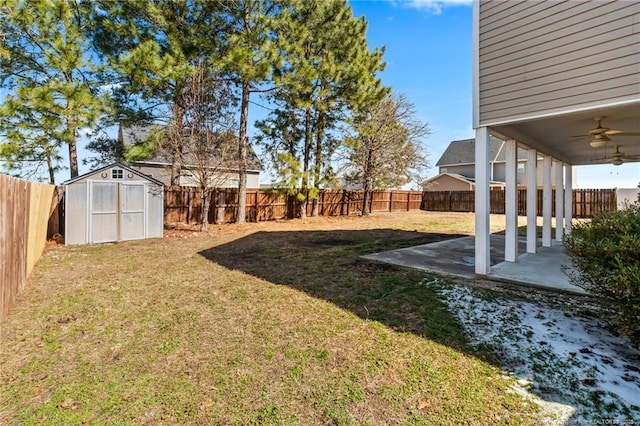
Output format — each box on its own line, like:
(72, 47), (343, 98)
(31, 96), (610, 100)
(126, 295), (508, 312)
(345, 93), (430, 215)
(158, 62), (237, 230)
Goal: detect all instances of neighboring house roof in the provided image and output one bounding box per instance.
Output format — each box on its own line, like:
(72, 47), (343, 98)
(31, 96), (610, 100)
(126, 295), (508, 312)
(62, 162), (165, 187)
(436, 137), (529, 167)
(118, 124), (262, 172)
(423, 172), (506, 189)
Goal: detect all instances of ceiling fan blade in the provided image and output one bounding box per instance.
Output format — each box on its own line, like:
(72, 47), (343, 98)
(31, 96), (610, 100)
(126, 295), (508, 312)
(604, 129), (624, 135)
(612, 132), (640, 136)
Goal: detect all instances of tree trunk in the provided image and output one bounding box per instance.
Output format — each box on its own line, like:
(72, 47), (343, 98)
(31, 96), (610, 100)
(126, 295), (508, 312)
(311, 113), (324, 217)
(362, 144), (374, 215)
(362, 187), (371, 216)
(47, 153), (55, 185)
(170, 104), (184, 186)
(68, 139), (79, 178)
(236, 80), (250, 223)
(200, 188), (211, 231)
(300, 106), (312, 219)
(170, 153), (182, 186)
(66, 105), (78, 178)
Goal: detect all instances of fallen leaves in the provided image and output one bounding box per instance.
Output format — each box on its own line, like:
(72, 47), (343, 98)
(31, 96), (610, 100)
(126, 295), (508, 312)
(199, 397), (214, 411)
(57, 398), (79, 410)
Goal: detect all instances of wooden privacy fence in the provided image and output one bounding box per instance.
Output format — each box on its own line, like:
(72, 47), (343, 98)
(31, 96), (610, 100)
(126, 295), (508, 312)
(422, 188), (617, 218)
(1, 174), (57, 323)
(164, 187), (424, 224)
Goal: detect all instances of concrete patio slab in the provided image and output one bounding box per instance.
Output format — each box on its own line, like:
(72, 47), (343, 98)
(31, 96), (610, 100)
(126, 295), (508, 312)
(362, 235), (586, 295)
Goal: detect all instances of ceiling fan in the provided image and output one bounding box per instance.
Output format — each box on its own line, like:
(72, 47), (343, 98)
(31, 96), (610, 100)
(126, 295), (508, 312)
(570, 117), (640, 148)
(590, 145), (640, 166)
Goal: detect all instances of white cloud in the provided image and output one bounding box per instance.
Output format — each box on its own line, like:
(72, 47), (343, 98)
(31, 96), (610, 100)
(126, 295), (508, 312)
(393, 0), (473, 14)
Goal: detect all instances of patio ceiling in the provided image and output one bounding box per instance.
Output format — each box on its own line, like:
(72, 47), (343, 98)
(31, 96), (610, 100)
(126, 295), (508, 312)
(488, 101), (640, 167)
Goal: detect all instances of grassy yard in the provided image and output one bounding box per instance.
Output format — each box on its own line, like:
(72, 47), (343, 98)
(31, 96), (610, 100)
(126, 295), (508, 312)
(0, 211), (542, 425)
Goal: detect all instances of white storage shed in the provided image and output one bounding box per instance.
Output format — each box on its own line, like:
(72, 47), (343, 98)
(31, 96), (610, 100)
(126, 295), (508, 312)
(64, 163), (164, 245)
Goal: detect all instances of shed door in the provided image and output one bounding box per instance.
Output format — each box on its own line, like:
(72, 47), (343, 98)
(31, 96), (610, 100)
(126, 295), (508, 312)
(120, 183), (146, 241)
(89, 181), (147, 243)
(90, 182), (118, 243)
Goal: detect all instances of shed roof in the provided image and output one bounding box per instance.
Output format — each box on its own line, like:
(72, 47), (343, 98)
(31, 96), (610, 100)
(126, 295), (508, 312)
(63, 162), (165, 186)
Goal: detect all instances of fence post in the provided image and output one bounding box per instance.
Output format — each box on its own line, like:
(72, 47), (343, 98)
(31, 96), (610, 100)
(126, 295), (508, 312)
(346, 191), (350, 216)
(389, 191), (393, 212)
(216, 190), (226, 224)
(186, 190), (192, 224)
(254, 190), (259, 222)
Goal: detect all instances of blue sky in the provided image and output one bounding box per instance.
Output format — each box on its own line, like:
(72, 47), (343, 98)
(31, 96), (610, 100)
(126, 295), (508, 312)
(12, 0), (636, 188)
(349, 0), (639, 189)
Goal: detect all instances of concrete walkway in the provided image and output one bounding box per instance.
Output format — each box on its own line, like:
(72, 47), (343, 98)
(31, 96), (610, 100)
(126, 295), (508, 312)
(362, 235), (586, 295)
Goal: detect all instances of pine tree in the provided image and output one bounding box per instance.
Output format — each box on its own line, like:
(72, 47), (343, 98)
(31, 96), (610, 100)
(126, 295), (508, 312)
(258, 0), (386, 217)
(89, 0), (225, 185)
(0, 0), (103, 182)
(219, 0), (284, 223)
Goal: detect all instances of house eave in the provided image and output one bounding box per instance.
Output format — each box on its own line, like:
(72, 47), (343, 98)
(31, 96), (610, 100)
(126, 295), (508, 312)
(131, 161), (261, 173)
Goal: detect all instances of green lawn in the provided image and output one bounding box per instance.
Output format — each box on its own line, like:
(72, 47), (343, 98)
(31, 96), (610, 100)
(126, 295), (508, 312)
(0, 212), (541, 425)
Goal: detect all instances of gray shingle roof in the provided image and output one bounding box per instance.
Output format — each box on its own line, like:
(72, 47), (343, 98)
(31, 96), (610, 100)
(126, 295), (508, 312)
(118, 124), (262, 171)
(436, 137), (527, 167)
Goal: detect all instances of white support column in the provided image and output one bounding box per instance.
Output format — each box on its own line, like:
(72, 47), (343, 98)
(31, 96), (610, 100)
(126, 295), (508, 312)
(565, 165), (573, 235)
(526, 148), (537, 253)
(554, 161), (564, 242)
(505, 140), (518, 262)
(542, 156), (552, 247)
(475, 127), (491, 275)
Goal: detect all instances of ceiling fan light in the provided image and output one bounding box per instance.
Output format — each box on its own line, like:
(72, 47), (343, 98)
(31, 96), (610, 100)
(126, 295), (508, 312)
(590, 139), (608, 148)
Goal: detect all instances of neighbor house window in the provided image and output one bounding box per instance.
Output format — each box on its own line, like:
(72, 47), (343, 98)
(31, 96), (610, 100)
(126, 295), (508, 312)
(517, 164), (525, 174)
(112, 168), (124, 179)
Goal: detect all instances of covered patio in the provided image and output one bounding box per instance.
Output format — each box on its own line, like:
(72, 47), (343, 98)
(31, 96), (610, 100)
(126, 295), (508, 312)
(370, 1), (639, 294)
(472, 1), (640, 283)
(363, 234), (586, 295)
(473, 105), (640, 280)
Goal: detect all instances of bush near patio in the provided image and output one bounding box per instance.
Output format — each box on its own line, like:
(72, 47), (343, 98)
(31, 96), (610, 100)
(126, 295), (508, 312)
(564, 202), (640, 347)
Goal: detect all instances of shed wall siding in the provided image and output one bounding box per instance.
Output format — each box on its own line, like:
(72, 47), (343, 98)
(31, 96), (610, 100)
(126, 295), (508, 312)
(147, 184), (164, 239)
(479, 0), (640, 124)
(64, 164), (164, 245)
(65, 183), (87, 245)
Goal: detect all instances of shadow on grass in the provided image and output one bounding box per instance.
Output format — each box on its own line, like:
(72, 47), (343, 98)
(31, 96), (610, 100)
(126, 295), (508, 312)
(199, 229), (494, 362)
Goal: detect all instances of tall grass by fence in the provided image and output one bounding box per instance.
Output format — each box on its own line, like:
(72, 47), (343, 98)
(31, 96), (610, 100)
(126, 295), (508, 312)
(1, 174), (56, 323)
(164, 188), (424, 224)
(422, 188), (617, 218)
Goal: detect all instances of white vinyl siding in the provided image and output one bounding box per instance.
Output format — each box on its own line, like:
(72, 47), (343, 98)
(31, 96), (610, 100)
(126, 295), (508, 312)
(478, 0), (640, 125)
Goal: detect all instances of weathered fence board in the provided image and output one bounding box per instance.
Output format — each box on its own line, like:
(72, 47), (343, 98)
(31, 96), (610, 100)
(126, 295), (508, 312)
(164, 188), (425, 224)
(1, 174), (56, 323)
(422, 188), (617, 218)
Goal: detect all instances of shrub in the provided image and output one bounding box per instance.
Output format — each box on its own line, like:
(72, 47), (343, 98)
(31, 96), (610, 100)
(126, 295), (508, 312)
(563, 203), (640, 346)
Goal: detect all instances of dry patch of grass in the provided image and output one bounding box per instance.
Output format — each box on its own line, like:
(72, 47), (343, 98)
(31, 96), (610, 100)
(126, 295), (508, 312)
(1, 211), (541, 424)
